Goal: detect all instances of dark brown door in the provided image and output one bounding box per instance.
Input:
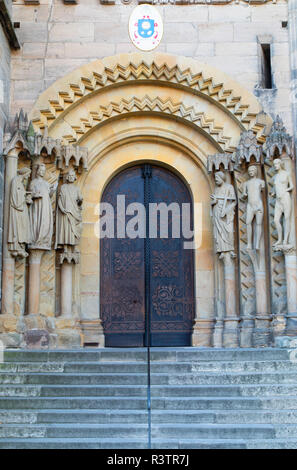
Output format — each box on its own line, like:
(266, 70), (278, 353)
(100, 164), (195, 347)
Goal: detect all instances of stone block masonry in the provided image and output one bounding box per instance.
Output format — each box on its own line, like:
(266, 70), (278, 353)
(10, 0), (292, 133)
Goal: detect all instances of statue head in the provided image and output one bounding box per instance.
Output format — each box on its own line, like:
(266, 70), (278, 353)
(248, 165), (258, 177)
(273, 158), (283, 171)
(66, 169), (76, 183)
(36, 163), (46, 178)
(18, 167), (31, 185)
(214, 171), (226, 186)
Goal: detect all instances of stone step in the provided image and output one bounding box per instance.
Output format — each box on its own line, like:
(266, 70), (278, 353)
(3, 348), (290, 363)
(3, 396), (297, 410)
(4, 384), (297, 398)
(0, 438), (149, 449)
(0, 372), (150, 385)
(0, 397), (148, 410)
(4, 409), (297, 425)
(2, 359), (296, 375)
(0, 423), (148, 439)
(0, 423), (275, 439)
(3, 371), (297, 386)
(0, 385), (146, 397)
(2, 436), (297, 449)
(64, 360), (297, 374)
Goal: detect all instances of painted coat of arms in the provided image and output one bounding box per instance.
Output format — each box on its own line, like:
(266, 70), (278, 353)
(129, 5), (163, 51)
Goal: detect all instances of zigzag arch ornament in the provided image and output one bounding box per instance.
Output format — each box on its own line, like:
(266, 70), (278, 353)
(129, 4), (163, 51)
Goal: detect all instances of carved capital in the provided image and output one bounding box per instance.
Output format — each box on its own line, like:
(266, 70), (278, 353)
(28, 249), (44, 264)
(219, 251), (236, 265)
(58, 252), (80, 265)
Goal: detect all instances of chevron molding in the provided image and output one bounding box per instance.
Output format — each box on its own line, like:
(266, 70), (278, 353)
(30, 56), (270, 144)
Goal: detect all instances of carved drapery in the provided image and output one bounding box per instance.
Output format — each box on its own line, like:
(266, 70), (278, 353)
(208, 155), (239, 347)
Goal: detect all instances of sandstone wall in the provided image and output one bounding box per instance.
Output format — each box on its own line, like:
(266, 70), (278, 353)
(0, 0), (13, 305)
(11, 0), (291, 131)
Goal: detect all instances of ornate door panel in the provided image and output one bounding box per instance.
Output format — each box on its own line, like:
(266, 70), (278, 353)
(100, 164), (195, 347)
(149, 167), (195, 346)
(101, 166), (145, 347)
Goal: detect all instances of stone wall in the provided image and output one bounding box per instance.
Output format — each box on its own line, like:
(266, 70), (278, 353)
(10, 0), (292, 131)
(0, 0), (13, 305)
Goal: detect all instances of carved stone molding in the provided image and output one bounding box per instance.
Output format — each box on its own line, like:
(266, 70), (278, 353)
(66, 96), (233, 151)
(207, 153), (233, 173)
(234, 129), (262, 166)
(30, 55), (269, 144)
(264, 115), (293, 161)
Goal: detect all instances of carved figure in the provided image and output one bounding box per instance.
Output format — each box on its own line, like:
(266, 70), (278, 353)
(242, 165), (265, 250)
(210, 171), (237, 255)
(8, 167), (32, 258)
(272, 158), (294, 247)
(55, 169), (83, 253)
(29, 163), (56, 250)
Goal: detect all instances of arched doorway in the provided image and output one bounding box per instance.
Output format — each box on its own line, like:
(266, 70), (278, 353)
(100, 163), (195, 347)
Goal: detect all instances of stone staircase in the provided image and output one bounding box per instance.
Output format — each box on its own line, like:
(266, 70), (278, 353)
(1, 348), (297, 448)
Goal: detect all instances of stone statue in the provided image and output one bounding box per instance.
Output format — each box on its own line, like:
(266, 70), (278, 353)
(242, 165), (265, 251)
(272, 158), (294, 247)
(29, 163), (56, 250)
(8, 167), (32, 258)
(210, 171), (237, 255)
(55, 169), (83, 253)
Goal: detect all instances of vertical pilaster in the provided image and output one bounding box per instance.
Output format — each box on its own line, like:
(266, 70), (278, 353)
(283, 248), (297, 334)
(247, 249), (272, 347)
(27, 249), (44, 315)
(234, 165), (255, 348)
(60, 262), (73, 317)
(220, 252), (239, 347)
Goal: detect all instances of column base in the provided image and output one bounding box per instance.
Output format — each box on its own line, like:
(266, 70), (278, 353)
(212, 320), (223, 348)
(79, 319), (105, 347)
(272, 314), (286, 338)
(223, 318), (239, 348)
(285, 315), (297, 336)
(191, 320), (214, 347)
(240, 317), (254, 348)
(253, 324), (273, 347)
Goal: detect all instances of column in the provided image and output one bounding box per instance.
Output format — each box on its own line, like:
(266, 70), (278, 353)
(60, 262), (73, 316)
(1, 149), (18, 315)
(27, 249), (44, 315)
(58, 252), (79, 317)
(220, 252), (239, 347)
(247, 249), (271, 347)
(283, 247), (297, 335)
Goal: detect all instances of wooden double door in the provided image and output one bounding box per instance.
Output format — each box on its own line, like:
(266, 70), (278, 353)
(100, 164), (195, 347)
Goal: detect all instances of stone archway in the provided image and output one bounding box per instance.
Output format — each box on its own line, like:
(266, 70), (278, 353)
(2, 53), (279, 349)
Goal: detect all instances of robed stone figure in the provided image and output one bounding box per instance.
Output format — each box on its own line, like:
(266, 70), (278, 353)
(55, 169), (83, 252)
(29, 163), (55, 250)
(8, 167), (32, 258)
(210, 171), (237, 255)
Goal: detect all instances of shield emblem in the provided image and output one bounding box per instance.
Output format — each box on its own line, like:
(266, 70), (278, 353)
(138, 19), (154, 38)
